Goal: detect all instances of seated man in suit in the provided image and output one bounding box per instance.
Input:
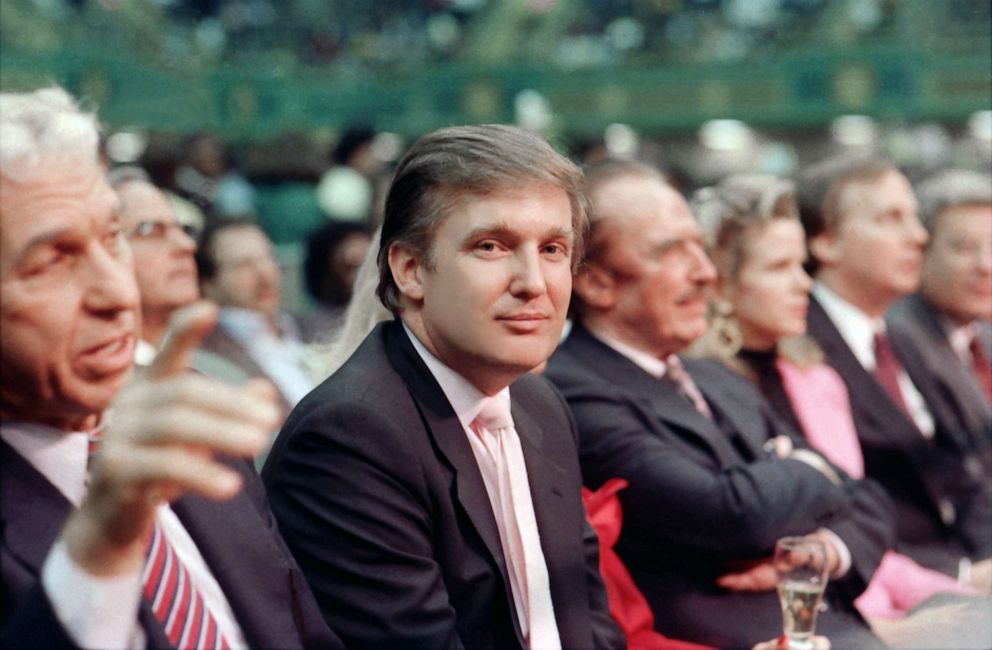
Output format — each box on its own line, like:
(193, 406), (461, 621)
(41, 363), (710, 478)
(796, 154), (992, 581)
(544, 160), (892, 649)
(0, 87), (342, 650)
(887, 169), (991, 459)
(108, 167), (200, 366)
(263, 125), (623, 649)
(195, 217), (315, 414)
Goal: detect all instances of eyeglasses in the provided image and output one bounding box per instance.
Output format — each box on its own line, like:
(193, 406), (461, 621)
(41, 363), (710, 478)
(129, 221), (198, 240)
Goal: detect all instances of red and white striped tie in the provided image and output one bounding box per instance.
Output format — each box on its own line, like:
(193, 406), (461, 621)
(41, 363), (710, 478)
(142, 524), (230, 650)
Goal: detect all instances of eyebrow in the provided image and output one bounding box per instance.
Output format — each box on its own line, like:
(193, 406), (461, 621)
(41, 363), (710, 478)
(462, 222), (574, 244)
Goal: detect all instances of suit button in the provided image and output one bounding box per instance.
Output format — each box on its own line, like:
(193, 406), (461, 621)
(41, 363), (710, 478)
(939, 499), (957, 525)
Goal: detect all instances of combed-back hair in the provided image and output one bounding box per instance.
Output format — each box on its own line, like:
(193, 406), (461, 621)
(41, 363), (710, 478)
(376, 124), (587, 314)
(915, 169), (992, 233)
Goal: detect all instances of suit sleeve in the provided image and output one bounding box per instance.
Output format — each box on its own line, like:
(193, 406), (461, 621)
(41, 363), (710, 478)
(1, 561), (79, 650)
(564, 386), (850, 557)
(263, 400), (465, 650)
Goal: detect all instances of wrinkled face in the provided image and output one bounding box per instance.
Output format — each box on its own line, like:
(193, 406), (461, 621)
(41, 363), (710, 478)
(920, 202), (992, 323)
(726, 219), (812, 350)
(201, 225), (281, 319)
(401, 183), (574, 394)
(595, 176), (717, 358)
(117, 180), (198, 322)
(817, 169), (928, 312)
(0, 160), (140, 430)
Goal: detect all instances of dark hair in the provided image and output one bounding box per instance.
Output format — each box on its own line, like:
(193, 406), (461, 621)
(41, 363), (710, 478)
(304, 220), (372, 305)
(333, 126), (376, 166)
(795, 153), (896, 274)
(194, 216), (265, 281)
(376, 124), (587, 314)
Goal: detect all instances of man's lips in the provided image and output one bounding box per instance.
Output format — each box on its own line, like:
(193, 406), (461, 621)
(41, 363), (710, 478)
(78, 334), (135, 376)
(497, 312), (551, 332)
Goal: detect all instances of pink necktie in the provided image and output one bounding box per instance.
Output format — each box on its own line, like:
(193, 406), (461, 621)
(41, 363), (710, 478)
(143, 523), (230, 650)
(664, 356), (713, 419)
(473, 397), (561, 650)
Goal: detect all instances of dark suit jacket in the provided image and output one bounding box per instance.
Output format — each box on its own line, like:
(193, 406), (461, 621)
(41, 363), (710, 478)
(262, 319), (623, 650)
(0, 439), (342, 650)
(888, 294), (992, 465)
(808, 295), (992, 572)
(545, 325), (892, 650)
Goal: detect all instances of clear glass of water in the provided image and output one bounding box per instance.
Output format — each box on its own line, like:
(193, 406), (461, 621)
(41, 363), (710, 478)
(774, 536), (829, 650)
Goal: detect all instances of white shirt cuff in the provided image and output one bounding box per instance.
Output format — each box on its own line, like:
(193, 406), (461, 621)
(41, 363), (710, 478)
(41, 539), (145, 650)
(817, 528), (852, 579)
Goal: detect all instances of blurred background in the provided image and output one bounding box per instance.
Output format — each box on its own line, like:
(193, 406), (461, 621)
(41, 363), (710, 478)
(2, 0), (989, 311)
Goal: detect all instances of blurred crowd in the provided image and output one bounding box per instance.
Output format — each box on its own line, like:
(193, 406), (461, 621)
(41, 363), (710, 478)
(1, 85), (990, 650)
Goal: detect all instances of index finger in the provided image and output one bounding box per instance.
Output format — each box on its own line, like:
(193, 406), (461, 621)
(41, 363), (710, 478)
(146, 301), (219, 380)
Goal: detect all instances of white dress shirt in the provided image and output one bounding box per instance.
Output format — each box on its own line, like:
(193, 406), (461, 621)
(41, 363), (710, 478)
(404, 325), (561, 649)
(813, 283), (935, 438)
(1, 421), (246, 650)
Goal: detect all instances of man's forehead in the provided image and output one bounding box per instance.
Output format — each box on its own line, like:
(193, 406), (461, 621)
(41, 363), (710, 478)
(117, 180), (173, 222)
(1, 163), (118, 254)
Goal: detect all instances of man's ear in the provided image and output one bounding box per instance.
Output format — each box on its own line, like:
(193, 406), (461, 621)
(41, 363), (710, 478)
(808, 230), (841, 267)
(573, 263), (617, 311)
(388, 242), (425, 303)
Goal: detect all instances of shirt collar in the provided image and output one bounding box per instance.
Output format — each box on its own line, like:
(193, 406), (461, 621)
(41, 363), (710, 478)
(0, 421), (91, 506)
(402, 323), (510, 430)
(945, 318), (977, 362)
(587, 329), (669, 379)
(812, 282), (884, 369)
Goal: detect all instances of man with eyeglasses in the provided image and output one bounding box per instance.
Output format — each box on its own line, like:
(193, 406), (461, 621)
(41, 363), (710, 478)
(109, 167), (200, 365)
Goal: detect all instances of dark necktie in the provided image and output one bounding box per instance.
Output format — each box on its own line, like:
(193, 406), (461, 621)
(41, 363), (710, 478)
(969, 336), (992, 403)
(873, 332), (909, 415)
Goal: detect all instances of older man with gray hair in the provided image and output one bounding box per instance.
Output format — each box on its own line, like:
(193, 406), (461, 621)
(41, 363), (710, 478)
(0, 87), (342, 649)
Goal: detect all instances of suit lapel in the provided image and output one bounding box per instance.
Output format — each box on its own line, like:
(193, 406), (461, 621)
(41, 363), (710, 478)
(0, 440), (72, 575)
(808, 297), (923, 441)
(566, 326), (743, 467)
(383, 321), (519, 637)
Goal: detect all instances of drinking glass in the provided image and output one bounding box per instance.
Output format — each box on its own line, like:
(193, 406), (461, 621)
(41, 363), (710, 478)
(774, 536), (829, 650)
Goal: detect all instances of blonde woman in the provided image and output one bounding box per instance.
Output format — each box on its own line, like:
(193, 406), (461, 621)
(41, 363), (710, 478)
(689, 174), (985, 635)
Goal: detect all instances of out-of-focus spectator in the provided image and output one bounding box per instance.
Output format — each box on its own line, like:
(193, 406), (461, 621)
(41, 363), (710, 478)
(108, 166), (200, 365)
(195, 217), (314, 417)
(798, 154), (992, 579)
(544, 159), (890, 649)
(888, 170), (992, 422)
(690, 174), (986, 630)
(298, 220), (373, 344)
(315, 125), (384, 223)
(175, 132), (257, 217)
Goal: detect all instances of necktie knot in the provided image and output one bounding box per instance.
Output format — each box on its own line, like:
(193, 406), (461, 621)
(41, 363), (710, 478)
(475, 394), (513, 431)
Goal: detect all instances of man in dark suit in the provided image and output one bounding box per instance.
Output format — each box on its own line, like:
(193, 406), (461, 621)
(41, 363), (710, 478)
(263, 125), (623, 649)
(888, 169), (992, 467)
(544, 160), (891, 649)
(797, 155), (992, 582)
(0, 87), (342, 650)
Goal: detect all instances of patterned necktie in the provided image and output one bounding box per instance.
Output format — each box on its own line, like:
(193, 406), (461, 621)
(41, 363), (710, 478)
(472, 397), (561, 650)
(969, 335), (992, 403)
(143, 523), (230, 650)
(664, 356), (713, 419)
(873, 331), (910, 415)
